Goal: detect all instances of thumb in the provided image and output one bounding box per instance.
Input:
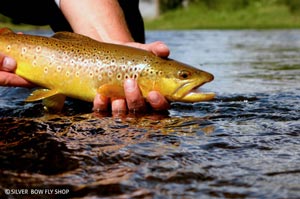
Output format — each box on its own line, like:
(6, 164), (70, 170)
(0, 54), (17, 72)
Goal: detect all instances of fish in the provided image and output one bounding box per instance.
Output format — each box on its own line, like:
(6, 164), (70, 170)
(0, 28), (215, 111)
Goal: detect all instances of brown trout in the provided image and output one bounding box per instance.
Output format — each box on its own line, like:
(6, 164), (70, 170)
(0, 28), (215, 111)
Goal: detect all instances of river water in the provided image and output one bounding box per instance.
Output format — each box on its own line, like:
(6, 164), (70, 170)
(0, 30), (299, 199)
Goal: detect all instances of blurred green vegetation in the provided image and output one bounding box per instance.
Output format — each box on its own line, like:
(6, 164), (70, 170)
(159, 0), (300, 13)
(0, 13), (49, 31)
(0, 14), (11, 23)
(146, 0), (300, 29)
(1, 1), (300, 30)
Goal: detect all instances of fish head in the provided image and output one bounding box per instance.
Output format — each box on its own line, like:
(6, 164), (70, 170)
(138, 58), (215, 103)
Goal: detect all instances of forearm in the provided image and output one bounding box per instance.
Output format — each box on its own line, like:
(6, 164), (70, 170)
(59, 0), (134, 43)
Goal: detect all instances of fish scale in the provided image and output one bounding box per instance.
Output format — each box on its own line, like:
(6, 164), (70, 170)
(0, 28), (215, 111)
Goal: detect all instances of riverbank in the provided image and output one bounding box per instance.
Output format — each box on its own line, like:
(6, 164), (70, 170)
(145, 2), (300, 30)
(1, 1), (300, 31)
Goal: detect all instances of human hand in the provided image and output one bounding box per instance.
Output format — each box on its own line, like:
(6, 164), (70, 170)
(93, 41), (171, 113)
(0, 53), (33, 87)
(93, 78), (170, 113)
(124, 41), (170, 58)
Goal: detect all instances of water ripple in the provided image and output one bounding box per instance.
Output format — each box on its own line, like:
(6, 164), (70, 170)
(1, 30), (300, 198)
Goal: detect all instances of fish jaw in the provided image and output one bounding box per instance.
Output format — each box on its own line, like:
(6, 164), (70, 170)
(176, 86), (215, 102)
(164, 71), (215, 102)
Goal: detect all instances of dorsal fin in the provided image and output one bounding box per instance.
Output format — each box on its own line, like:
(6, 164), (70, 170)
(52, 31), (96, 43)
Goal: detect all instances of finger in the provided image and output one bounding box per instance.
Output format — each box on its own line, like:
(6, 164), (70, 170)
(111, 97), (127, 113)
(147, 41), (170, 58)
(147, 91), (170, 111)
(0, 55), (17, 72)
(125, 41), (170, 58)
(93, 93), (110, 112)
(124, 78), (146, 112)
(0, 72), (34, 87)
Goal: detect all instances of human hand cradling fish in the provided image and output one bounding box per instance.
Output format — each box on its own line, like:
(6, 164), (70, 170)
(92, 41), (170, 113)
(0, 54), (34, 87)
(92, 39), (171, 112)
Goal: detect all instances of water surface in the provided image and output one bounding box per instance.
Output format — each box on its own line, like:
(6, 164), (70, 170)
(0, 30), (299, 198)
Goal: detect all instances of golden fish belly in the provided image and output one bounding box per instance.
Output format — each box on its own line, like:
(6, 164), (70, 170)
(13, 47), (99, 102)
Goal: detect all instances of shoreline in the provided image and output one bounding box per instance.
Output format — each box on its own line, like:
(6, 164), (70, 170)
(145, 3), (300, 30)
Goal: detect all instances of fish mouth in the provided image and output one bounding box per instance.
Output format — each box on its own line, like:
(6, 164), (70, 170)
(172, 81), (215, 103)
(180, 84), (215, 102)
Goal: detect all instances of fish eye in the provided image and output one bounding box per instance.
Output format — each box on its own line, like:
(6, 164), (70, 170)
(178, 70), (191, 79)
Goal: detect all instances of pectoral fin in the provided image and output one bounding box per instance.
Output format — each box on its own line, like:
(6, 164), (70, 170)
(26, 89), (60, 102)
(42, 94), (66, 112)
(25, 89), (66, 112)
(97, 84), (125, 98)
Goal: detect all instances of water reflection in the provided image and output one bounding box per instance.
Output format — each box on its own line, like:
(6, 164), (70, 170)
(0, 30), (299, 198)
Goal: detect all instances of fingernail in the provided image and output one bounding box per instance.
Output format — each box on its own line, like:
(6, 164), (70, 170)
(158, 42), (167, 49)
(92, 94), (108, 112)
(124, 79), (136, 92)
(3, 57), (16, 71)
(148, 92), (161, 105)
(156, 43), (170, 57)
